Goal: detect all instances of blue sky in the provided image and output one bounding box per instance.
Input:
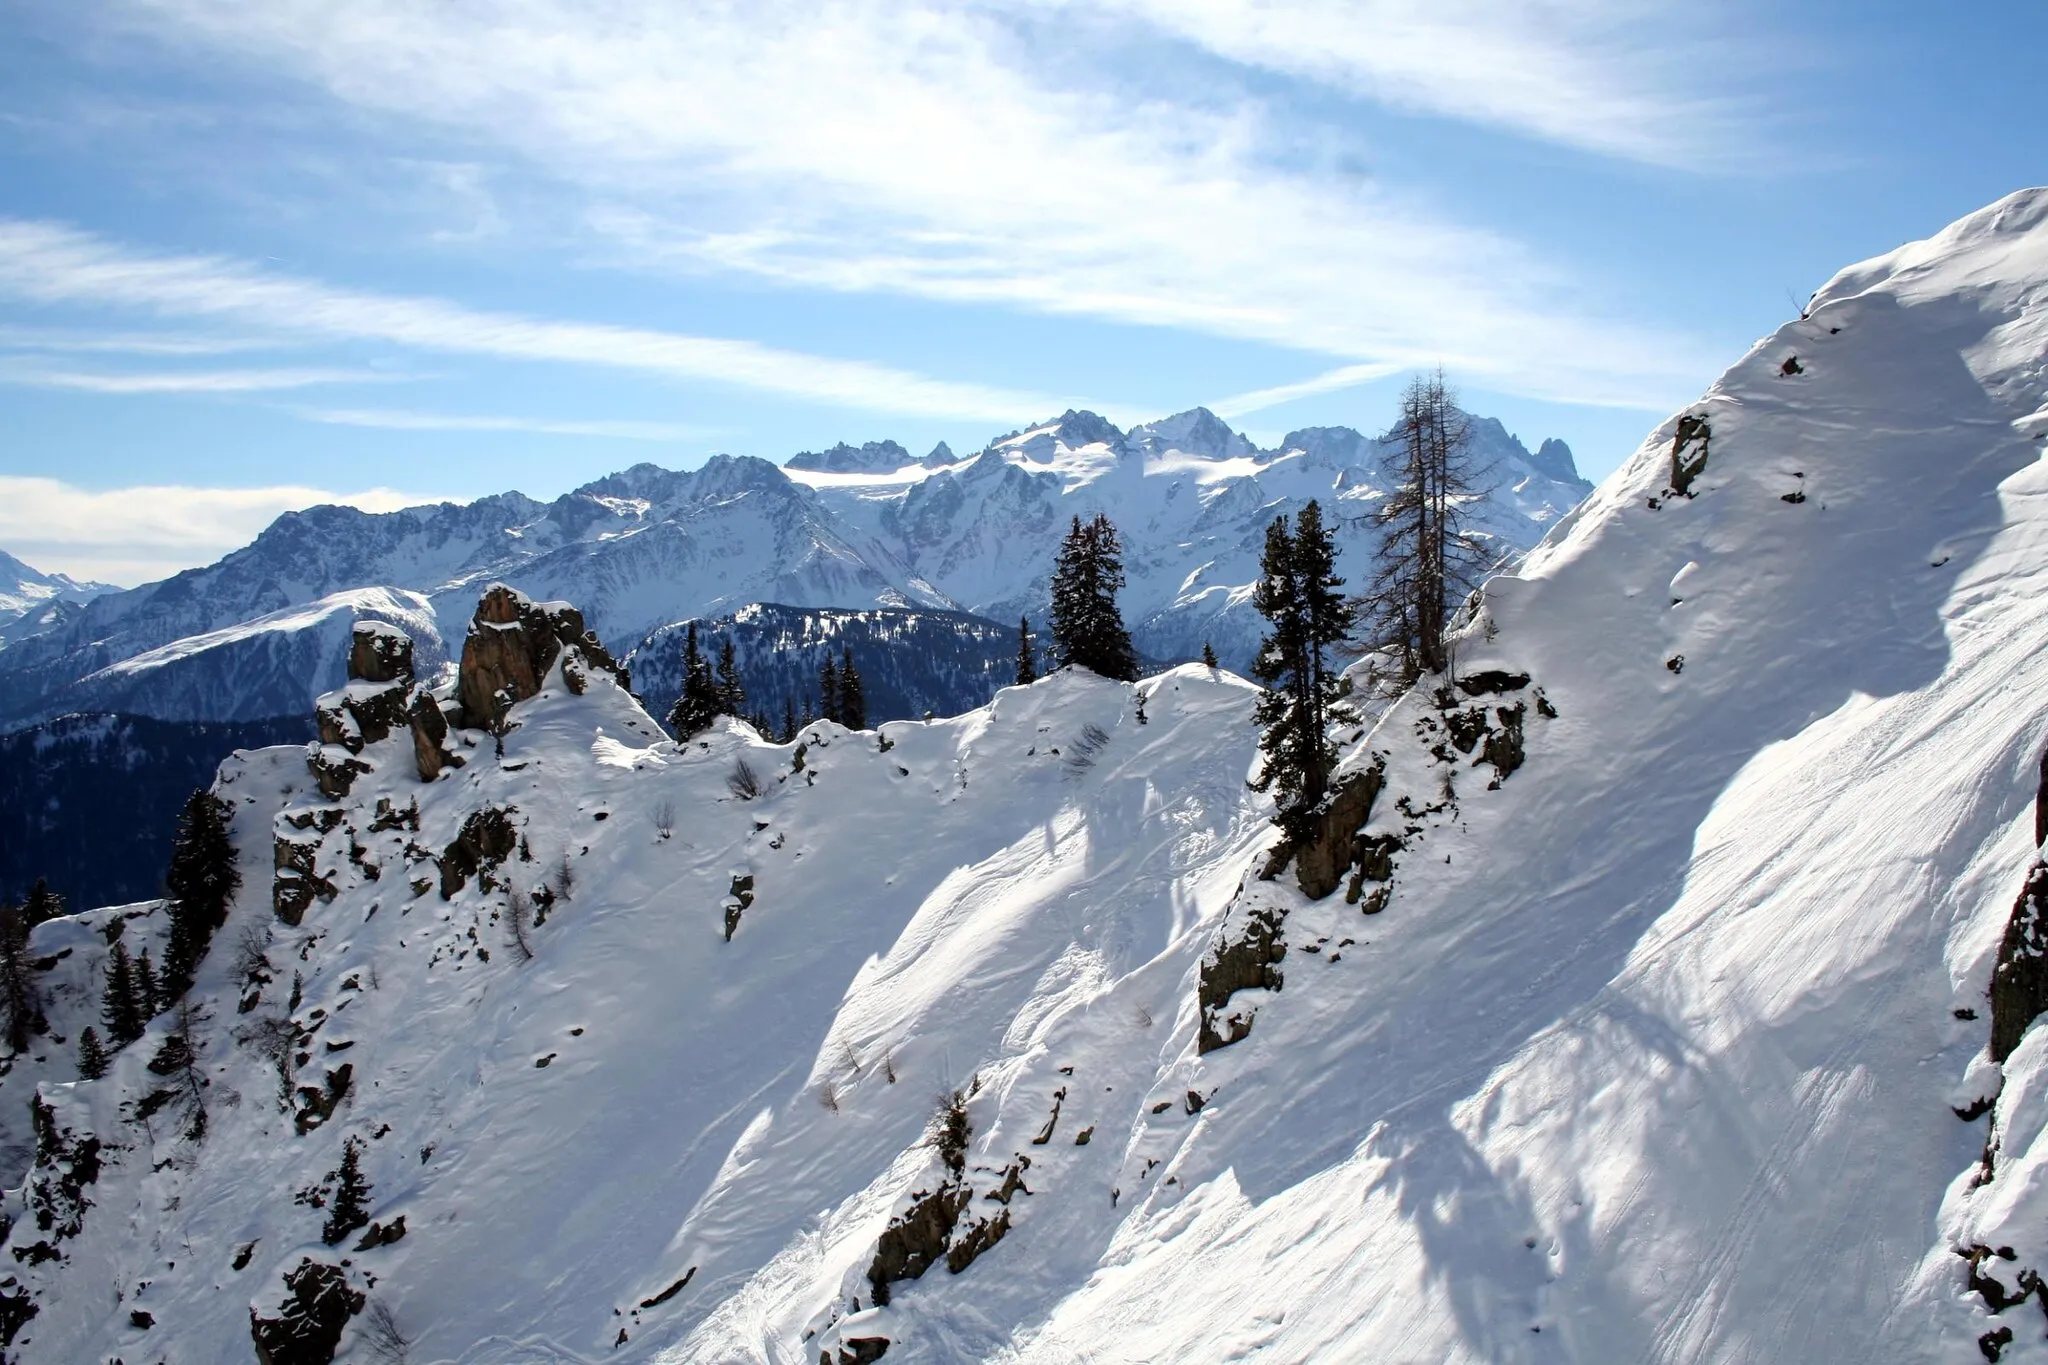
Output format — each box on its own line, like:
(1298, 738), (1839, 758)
(1, 1), (2042, 584)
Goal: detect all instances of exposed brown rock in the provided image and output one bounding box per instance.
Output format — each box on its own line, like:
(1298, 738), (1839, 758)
(1198, 903), (1286, 1054)
(1992, 862), (2048, 1062)
(439, 805), (520, 899)
(455, 585), (629, 730)
(347, 621), (414, 684)
(249, 1259), (363, 1365)
(1294, 765), (1385, 900)
(866, 1184), (971, 1307)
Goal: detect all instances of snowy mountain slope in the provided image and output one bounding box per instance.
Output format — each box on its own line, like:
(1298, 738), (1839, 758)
(21, 182), (2048, 1363)
(36, 587), (446, 725)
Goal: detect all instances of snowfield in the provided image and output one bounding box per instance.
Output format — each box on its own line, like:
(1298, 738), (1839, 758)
(3, 188), (2048, 1363)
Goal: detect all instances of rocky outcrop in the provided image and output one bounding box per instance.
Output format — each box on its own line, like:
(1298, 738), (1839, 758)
(439, 805), (520, 899)
(1199, 903), (1287, 1054)
(249, 1259), (363, 1365)
(312, 621), (460, 786)
(866, 1184), (972, 1307)
(456, 585), (629, 731)
(1291, 765), (1386, 900)
(1668, 413), (1711, 498)
(1992, 862), (2048, 1062)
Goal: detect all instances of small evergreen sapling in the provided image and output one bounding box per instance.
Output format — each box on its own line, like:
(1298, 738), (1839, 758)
(21, 878), (64, 928)
(76, 1026), (109, 1080)
(322, 1136), (372, 1245)
(134, 948), (161, 1021)
(1016, 616), (1037, 686)
(104, 939), (144, 1045)
(1202, 641), (1219, 669)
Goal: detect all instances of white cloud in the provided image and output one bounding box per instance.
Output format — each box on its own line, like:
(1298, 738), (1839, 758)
(0, 324), (272, 356)
(0, 476), (448, 587)
(0, 364), (403, 394)
(1209, 361), (1409, 418)
(107, 0), (1727, 410)
(1076, 0), (1747, 169)
(296, 406), (705, 441)
(0, 219), (1059, 422)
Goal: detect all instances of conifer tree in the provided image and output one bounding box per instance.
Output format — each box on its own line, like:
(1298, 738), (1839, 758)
(1201, 641), (1219, 669)
(838, 648), (867, 731)
(819, 657), (841, 726)
(162, 789), (239, 1001)
(76, 1026), (108, 1081)
(0, 903), (40, 1053)
(103, 940), (143, 1045)
(323, 1136), (372, 1245)
(1015, 616), (1038, 686)
(1357, 370), (1491, 682)
(782, 696), (797, 744)
(715, 637), (746, 717)
(1251, 501), (1356, 838)
(1048, 514), (1138, 681)
(22, 878), (63, 928)
(134, 948), (160, 1021)
(666, 623), (722, 739)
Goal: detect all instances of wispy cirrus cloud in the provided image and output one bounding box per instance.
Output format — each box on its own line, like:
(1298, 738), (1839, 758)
(296, 406), (705, 441)
(103, 0), (1737, 411)
(1, 363), (405, 394)
(0, 475), (447, 586)
(0, 219), (1059, 422)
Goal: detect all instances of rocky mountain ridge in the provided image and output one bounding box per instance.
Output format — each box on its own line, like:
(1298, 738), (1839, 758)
(0, 406), (1589, 732)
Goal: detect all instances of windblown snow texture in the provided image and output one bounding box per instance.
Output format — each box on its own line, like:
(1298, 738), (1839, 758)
(5, 190), (2048, 1363)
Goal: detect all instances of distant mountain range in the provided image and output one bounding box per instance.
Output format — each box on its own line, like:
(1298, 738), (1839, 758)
(0, 405), (1590, 735)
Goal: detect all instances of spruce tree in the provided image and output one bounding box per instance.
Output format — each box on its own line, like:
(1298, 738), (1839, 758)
(134, 948), (160, 1021)
(22, 878), (63, 928)
(819, 657), (840, 727)
(1251, 501), (1356, 839)
(715, 637), (745, 717)
(76, 1026), (108, 1080)
(1048, 514), (1138, 681)
(781, 697), (797, 744)
(1201, 641), (1219, 669)
(666, 623), (722, 739)
(104, 940), (143, 1045)
(0, 903), (39, 1053)
(323, 1136), (372, 1245)
(838, 648), (867, 731)
(162, 789), (239, 1001)
(1015, 616), (1037, 686)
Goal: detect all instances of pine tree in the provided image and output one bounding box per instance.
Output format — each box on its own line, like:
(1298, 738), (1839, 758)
(1048, 514), (1138, 681)
(1357, 370), (1492, 683)
(782, 696), (797, 744)
(76, 1026), (108, 1080)
(134, 948), (160, 1021)
(21, 878), (63, 928)
(838, 648), (867, 731)
(1251, 501), (1356, 839)
(323, 1136), (372, 1245)
(162, 789), (240, 1001)
(715, 637), (746, 717)
(666, 623), (722, 739)
(103, 940), (143, 1046)
(1201, 641), (1219, 669)
(819, 657), (840, 727)
(1015, 616), (1038, 687)
(0, 903), (40, 1053)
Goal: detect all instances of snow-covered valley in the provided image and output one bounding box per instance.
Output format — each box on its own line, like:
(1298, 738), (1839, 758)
(4, 188), (2048, 1364)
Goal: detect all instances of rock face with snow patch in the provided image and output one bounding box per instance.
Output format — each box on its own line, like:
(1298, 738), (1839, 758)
(455, 584), (627, 729)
